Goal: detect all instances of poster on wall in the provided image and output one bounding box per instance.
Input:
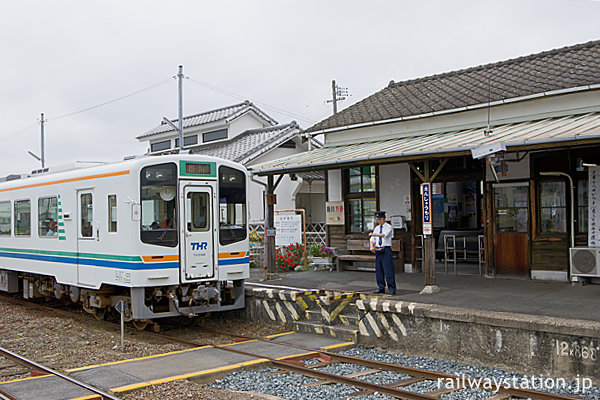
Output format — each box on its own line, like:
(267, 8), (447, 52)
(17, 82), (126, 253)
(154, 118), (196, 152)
(275, 214), (303, 247)
(325, 201), (345, 225)
(422, 183), (432, 235)
(589, 166), (600, 247)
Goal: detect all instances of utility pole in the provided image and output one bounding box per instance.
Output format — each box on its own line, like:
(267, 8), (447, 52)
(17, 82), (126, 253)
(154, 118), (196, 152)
(40, 113), (46, 168)
(326, 80), (348, 115)
(177, 65), (184, 153)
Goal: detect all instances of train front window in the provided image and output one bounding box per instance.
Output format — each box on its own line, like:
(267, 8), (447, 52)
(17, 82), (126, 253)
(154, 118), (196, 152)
(141, 163), (177, 247)
(219, 166), (246, 245)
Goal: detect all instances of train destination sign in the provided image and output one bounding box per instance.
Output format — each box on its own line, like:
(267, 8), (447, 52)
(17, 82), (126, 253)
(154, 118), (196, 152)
(179, 161), (217, 177)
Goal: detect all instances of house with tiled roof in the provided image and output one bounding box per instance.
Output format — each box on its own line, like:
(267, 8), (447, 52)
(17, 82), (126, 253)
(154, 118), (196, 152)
(137, 101), (323, 223)
(251, 40), (600, 283)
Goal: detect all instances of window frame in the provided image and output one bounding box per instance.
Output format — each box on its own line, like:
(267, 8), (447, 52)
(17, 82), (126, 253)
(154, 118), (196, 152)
(140, 163), (178, 248)
(203, 129), (228, 143)
(38, 196), (58, 238)
(14, 199), (31, 237)
(537, 178), (568, 238)
(343, 166), (378, 234)
(150, 140), (171, 152)
(0, 200), (11, 237)
(218, 165), (247, 246)
(108, 194), (117, 233)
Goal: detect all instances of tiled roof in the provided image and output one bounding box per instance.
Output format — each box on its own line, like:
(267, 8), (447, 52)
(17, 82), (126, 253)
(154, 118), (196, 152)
(190, 122), (300, 165)
(137, 100), (278, 139)
(307, 40), (600, 133)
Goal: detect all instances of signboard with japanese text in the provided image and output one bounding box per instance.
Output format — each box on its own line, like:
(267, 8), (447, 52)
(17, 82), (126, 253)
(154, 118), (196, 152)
(589, 167), (600, 247)
(275, 214), (303, 246)
(422, 182), (432, 235)
(326, 201), (345, 225)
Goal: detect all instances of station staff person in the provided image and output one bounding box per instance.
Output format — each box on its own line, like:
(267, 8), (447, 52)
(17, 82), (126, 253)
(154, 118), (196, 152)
(369, 211), (396, 295)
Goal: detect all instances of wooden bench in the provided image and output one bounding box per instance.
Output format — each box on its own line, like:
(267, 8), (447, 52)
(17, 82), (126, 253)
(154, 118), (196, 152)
(336, 239), (403, 272)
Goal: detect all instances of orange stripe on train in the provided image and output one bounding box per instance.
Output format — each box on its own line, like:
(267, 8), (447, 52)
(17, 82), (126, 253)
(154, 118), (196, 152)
(0, 170), (130, 193)
(142, 255), (180, 262)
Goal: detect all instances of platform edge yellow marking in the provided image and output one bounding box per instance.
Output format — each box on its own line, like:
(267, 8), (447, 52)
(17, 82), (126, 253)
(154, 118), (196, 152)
(68, 395), (103, 400)
(0, 374), (53, 384)
(66, 345), (211, 372)
(265, 330), (296, 339)
(322, 341), (355, 350)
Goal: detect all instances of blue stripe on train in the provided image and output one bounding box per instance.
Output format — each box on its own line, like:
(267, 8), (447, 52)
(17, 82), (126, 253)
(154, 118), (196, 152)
(218, 257), (250, 266)
(0, 251), (179, 270)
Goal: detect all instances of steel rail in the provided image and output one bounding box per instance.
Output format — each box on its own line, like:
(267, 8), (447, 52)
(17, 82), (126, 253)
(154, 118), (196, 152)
(0, 347), (121, 400)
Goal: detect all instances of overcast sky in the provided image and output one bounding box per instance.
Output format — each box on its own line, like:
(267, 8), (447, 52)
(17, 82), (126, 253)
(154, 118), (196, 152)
(1, 0), (599, 177)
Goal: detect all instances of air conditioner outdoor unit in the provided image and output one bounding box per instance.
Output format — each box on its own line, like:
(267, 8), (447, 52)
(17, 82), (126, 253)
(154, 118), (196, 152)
(570, 247), (600, 278)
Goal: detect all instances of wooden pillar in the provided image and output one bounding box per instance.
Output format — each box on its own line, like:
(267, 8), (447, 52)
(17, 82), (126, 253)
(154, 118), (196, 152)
(424, 235), (436, 285)
(265, 175), (276, 277)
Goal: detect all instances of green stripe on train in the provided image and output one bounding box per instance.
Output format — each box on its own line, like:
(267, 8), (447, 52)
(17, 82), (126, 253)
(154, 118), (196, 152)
(0, 247), (142, 262)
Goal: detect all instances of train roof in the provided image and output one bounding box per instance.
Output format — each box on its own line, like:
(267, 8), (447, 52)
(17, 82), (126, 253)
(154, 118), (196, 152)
(0, 154), (247, 191)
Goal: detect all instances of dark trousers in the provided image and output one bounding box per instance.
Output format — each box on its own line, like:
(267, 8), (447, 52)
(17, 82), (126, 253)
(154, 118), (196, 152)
(375, 246), (396, 292)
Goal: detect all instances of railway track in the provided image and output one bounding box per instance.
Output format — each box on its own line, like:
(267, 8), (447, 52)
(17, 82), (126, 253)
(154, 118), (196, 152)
(0, 294), (587, 400)
(0, 347), (120, 400)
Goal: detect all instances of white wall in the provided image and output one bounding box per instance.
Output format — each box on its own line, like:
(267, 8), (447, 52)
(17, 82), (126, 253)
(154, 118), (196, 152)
(379, 163), (412, 221)
(229, 112), (267, 139)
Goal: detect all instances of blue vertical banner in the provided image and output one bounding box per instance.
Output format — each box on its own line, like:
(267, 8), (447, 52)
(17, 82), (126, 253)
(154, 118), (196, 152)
(422, 182), (432, 235)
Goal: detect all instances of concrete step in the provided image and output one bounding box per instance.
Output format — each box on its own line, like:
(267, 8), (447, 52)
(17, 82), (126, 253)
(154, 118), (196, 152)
(293, 321), (358, 343)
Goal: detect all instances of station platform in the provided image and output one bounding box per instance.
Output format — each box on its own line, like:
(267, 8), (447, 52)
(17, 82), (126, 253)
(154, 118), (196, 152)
(248, 266), (600, 323)
(0, 331), (353, 400)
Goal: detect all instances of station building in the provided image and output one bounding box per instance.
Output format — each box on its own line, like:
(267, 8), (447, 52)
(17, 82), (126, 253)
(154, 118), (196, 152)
(250, 40), (600, 282)
(136, 101), (324, 225)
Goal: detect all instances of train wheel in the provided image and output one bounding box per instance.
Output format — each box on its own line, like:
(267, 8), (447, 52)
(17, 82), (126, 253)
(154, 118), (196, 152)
(132, 319), (150, 331)
(92, 307), (106, 320)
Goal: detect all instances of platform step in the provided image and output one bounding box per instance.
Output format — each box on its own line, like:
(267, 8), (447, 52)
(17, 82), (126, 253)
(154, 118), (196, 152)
(305, 309), (359, 327)
(293, 321), (358, 343)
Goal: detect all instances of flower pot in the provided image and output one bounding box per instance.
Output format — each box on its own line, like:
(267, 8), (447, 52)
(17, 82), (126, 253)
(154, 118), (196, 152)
(312, 257), (333, 265)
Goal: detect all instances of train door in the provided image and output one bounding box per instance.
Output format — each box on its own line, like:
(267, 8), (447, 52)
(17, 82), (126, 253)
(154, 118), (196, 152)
(493, 182), (530, 275)
(77, 189), (99, 285)
(181, 183), (215, 281)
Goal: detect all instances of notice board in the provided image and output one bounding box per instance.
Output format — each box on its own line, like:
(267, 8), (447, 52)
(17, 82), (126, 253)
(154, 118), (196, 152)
(275, 214), (303, 247)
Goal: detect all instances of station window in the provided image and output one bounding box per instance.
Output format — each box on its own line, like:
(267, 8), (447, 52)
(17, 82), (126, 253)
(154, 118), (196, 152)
(203, 129), (228, 143)
(141, 163), (178, 247)
(219, 166), (246, 245)
(14, 200), (31, 236)
(539, 180), (567, 235)
(38, 197), (58, 237)
(0, 201), (10, 236)
(80, 193), (93, 238)
(345, 166), (377, 233)
(108, 195), (117, 233)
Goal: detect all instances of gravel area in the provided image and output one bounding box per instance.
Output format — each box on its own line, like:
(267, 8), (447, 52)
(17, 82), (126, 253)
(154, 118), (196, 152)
(212, 347), (600, 400)
(0, 296), (284, 399)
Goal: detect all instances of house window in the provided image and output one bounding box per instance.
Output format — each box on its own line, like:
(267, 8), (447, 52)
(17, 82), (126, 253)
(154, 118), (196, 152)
(345, 166), (377, 233)
(150, 140), (171, 152)
(175, 135), (198, 148)
(14, 200), (31, 236)
(577, 179), (588, 233)
(203, 129), (227, 143)
(38, 197), (58, 237)
(539, 180), (567, 235)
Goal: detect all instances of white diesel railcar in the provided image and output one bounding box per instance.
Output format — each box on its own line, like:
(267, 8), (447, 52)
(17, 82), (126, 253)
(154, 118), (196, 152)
(0, 155), (249, 325)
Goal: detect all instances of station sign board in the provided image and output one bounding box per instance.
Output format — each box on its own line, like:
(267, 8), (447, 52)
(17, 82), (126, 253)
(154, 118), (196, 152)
(421, 182), (432, 235)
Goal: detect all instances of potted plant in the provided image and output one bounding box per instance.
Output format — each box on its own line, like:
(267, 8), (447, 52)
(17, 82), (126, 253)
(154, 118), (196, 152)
(275, 243), (305, 271)
(308, 244), (334, 265)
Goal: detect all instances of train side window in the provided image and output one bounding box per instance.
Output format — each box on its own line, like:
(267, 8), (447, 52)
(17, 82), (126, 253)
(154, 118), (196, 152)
(219, 166), (247, 246)
(108, 195), (117, 233)
(80, 193), (93, 238)
(0, 201), (11, 236)
(14, 200), (31, 236)
(39, 197), (58, 238)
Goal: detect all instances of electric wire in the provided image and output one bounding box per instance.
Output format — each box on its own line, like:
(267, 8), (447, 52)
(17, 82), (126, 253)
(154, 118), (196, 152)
(1, 78), (172, 140)
(187, 76), (316, 125)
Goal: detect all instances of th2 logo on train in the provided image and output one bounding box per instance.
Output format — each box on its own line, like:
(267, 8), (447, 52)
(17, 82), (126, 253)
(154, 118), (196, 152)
(191, 242), (208, 250)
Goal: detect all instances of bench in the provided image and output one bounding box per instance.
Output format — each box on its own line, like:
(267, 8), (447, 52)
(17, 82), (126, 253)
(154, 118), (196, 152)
(337, 239), (403, 272)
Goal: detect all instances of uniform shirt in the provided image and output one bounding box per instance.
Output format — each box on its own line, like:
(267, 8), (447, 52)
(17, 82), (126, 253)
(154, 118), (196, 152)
(373, 222), (393, 247)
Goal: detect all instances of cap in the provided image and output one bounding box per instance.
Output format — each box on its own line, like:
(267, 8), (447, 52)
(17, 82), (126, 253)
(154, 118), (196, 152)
(374, 211), (386, 218)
